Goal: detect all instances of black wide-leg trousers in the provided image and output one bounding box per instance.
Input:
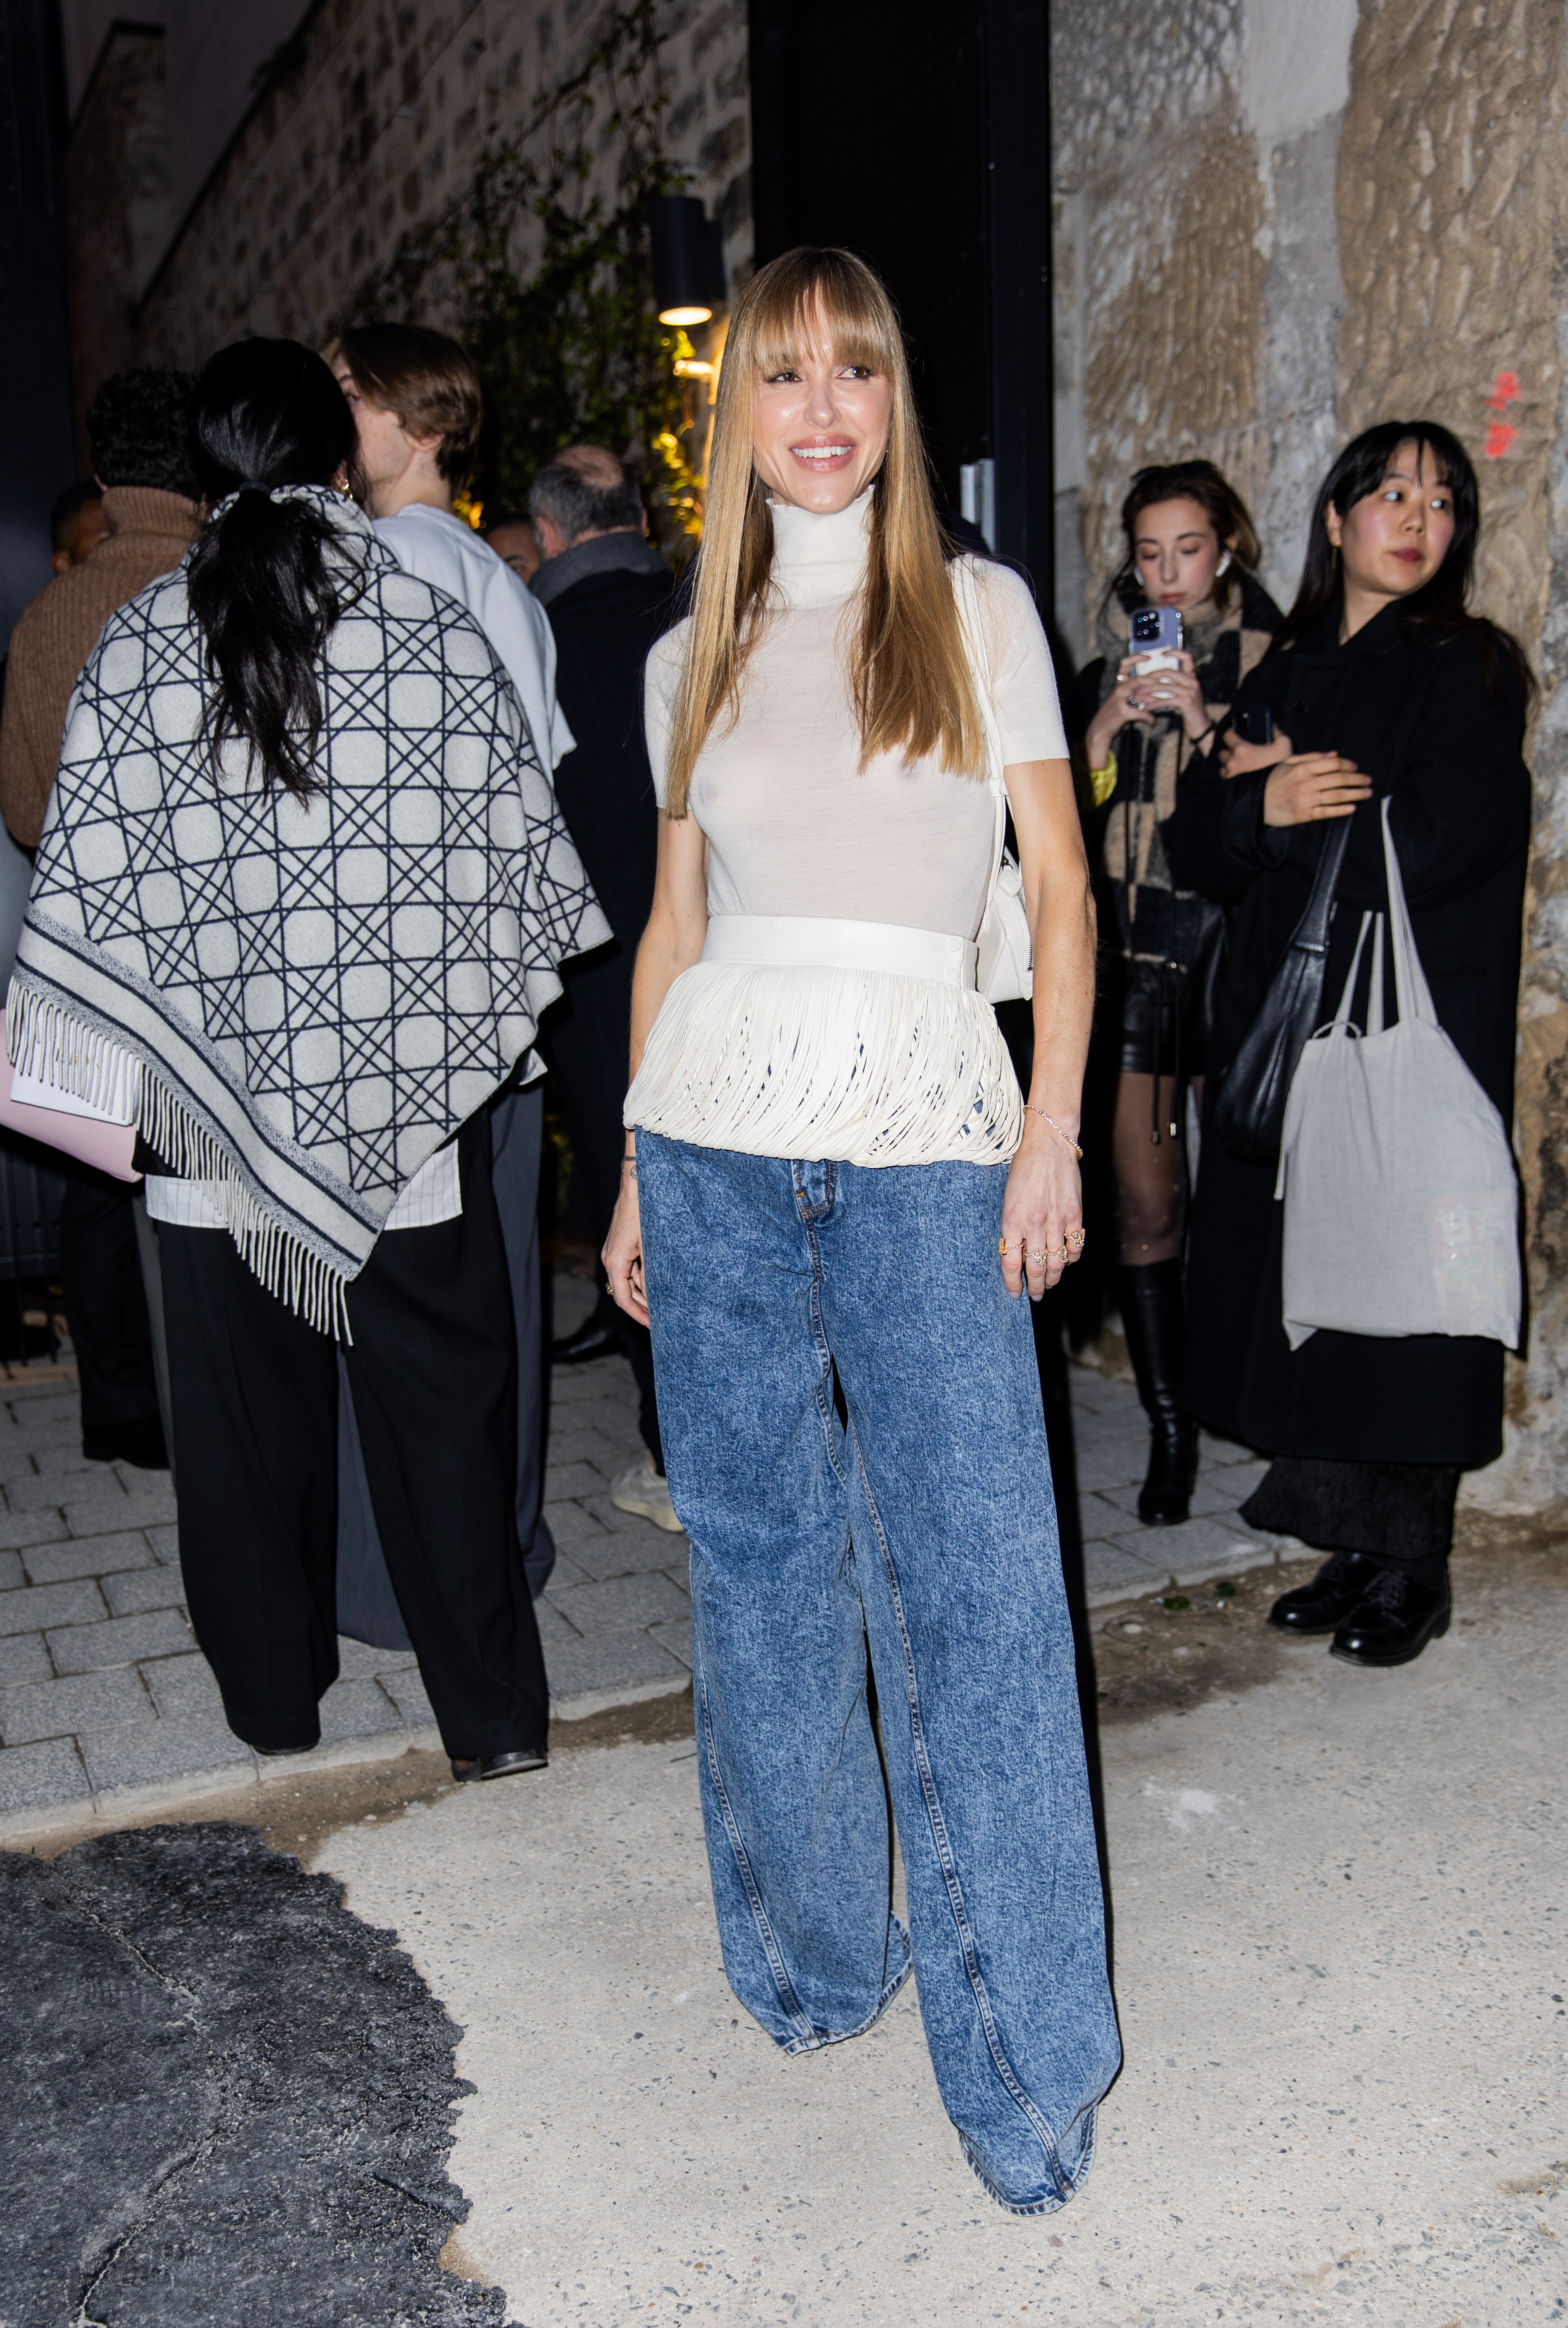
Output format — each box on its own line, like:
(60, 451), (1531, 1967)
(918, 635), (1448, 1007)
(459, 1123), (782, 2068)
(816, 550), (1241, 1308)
(157, 1115), (548, 1757)
(59, 1166), (160, 1437)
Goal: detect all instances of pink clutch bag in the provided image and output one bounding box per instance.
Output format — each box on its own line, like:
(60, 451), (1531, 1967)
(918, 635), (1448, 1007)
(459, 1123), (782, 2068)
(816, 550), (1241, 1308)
(0, 1008), (140, 1181)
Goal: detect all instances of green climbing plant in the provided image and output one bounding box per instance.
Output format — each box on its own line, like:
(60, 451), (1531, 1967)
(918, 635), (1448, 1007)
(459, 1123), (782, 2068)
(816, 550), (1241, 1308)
(346, 0), (707, 550)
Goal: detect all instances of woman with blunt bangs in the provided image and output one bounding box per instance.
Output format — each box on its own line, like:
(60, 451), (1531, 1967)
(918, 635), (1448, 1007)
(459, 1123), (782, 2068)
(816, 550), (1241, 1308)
(12, 338), (607, 1774)
(1165, 419), (1531, 1668)
(603, 248), (1120, 2214)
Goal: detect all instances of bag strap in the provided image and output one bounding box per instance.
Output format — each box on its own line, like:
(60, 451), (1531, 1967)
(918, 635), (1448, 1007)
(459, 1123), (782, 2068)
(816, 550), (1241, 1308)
(1380, 795), (1437, 1025)
(1294, 815), (1352, 958)
(1327, 909), (1375, 1031)
(1367, 912), (1385, 1036)
(951, 557), (1010, 919)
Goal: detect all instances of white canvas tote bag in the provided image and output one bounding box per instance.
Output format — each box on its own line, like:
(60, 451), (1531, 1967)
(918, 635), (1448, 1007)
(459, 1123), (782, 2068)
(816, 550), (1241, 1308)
(1275, 796), (1521, 1351)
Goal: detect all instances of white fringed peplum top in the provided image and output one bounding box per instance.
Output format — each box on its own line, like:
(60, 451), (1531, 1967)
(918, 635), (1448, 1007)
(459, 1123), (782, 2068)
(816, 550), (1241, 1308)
(624, 492), (1070, 1166)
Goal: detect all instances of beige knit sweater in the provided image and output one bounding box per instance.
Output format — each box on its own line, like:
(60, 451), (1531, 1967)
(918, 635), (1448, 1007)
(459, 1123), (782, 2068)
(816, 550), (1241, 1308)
(0, 486), (199, 848)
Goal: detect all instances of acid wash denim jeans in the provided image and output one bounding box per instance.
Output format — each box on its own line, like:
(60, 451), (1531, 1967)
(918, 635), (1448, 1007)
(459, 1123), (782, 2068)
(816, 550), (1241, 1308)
(636, 1132), (1121, 2214)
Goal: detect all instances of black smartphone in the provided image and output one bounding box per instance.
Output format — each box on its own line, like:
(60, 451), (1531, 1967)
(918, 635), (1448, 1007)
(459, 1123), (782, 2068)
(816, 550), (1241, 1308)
(1232, 705), (1275, 746)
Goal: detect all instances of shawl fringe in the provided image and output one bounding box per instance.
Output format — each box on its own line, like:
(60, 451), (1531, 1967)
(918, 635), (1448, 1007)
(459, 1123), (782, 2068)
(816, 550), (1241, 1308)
(7, 982), (353, 1341)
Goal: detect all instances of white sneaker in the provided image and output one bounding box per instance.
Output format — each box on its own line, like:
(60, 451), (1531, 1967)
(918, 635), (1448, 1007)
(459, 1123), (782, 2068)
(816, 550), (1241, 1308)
(610, 1454), (684, 1533)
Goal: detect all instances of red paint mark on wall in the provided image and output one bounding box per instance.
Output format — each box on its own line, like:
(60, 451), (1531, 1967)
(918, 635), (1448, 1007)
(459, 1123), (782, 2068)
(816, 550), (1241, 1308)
(1484, 369), (1520, 458)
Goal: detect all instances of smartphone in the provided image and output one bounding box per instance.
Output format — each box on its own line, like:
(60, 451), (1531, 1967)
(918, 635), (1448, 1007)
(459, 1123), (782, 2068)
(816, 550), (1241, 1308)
(1127, 605), (1182, 674)
(1232, 705), (1275, 746)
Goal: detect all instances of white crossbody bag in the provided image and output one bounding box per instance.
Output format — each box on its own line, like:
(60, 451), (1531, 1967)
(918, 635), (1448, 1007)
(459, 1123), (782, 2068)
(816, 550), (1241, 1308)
(953, 558), (1034, 1005)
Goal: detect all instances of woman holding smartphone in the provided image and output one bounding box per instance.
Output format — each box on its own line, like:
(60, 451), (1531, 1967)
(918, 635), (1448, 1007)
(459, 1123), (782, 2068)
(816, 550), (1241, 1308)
(1164, 421), (1531, 1666)
(1080, 462), (1281, 1523)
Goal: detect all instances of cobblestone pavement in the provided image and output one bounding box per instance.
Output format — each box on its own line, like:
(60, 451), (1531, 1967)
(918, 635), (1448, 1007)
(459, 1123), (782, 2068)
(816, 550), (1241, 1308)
(0, 1279), (1289, 1837)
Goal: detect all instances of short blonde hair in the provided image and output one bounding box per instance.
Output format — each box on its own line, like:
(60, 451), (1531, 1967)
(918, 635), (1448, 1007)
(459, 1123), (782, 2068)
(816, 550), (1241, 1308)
(333, 324), (483, 486)
(662, 247), (982, 818)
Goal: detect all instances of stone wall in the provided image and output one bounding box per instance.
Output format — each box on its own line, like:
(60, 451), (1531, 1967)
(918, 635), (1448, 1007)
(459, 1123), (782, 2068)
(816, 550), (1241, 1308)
(1052, 0), (1568, 1511)
(66, 0), (751, 384)
(62, 26), (175, 453)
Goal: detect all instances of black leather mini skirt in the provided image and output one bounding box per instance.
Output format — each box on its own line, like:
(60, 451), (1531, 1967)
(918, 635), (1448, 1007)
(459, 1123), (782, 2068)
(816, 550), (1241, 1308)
(1112, 955), (1205, 1081)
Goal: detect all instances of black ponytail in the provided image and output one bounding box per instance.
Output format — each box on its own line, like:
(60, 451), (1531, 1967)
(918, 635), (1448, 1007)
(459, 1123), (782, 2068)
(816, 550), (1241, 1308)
(186, 340), (364, 801)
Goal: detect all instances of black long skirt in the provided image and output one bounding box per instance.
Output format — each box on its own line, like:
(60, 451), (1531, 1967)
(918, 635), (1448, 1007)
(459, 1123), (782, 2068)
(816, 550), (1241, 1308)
(1184, 1134), (1504, 1470)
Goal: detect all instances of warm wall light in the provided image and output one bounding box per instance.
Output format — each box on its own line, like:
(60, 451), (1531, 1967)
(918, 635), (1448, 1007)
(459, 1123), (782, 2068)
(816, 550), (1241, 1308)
(651, 194), (726, 326)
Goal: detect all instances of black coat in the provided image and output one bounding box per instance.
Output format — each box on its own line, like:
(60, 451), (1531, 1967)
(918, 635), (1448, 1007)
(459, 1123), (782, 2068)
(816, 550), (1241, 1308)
(543, 563), (673, 950)
(1162, 599), (1531, 1468)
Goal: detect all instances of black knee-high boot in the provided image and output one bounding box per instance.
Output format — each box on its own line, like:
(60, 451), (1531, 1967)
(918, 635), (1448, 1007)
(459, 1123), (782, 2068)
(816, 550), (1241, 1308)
(1117, 1260), (1199, 1525)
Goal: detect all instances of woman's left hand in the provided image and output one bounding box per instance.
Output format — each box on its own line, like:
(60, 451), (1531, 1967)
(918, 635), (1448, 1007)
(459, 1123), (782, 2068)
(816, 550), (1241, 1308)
(999, 1116), (1085, 1301)
(1124, 651), (1212, 743)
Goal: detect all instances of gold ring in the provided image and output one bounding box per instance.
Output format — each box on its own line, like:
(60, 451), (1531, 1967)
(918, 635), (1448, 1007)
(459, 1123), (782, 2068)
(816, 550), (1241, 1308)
(1027, 1245), (1048, 1264)
(1048, 1244), (1068, 1264)
(999, 1237), (1023, 1257)
(1065, 1228), (1086, 1248)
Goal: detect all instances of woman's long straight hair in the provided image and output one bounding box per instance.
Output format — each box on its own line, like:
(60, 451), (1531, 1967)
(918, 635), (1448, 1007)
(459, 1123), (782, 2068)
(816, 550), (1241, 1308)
(662, 247), (982, 817)
(185, 339), (365, 801)
(1272, 419), (1534, 701)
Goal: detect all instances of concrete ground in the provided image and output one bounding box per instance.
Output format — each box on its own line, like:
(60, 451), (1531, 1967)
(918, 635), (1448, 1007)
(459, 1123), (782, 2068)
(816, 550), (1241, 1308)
(4, 1291), (1563, 2324)
(310, 1521), (1566, 2327)
(0, 1274), (1291, 1840)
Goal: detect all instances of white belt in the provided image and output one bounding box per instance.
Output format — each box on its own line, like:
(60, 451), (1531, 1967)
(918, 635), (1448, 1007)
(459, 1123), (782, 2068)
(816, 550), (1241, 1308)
(701, 914), (977, 990)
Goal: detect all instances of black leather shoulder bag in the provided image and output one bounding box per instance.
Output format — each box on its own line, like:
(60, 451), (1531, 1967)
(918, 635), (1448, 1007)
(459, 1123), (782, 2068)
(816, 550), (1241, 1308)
(1209, 817), (1351, 1167)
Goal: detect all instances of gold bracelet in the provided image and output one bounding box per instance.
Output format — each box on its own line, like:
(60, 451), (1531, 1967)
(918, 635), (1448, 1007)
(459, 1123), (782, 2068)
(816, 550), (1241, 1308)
(1026, 1106), (1083, 1159)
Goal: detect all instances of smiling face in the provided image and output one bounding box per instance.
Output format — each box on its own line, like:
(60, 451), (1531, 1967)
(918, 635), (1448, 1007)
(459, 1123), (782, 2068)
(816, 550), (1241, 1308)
(1327, 439), (1456, 605)
(749, 303), (894, 514)
(1132, 496), (1231, 613)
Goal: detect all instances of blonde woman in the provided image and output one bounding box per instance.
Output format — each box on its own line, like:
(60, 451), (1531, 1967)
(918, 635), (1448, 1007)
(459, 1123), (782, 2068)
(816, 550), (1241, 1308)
(604, 248), (1119, 2212)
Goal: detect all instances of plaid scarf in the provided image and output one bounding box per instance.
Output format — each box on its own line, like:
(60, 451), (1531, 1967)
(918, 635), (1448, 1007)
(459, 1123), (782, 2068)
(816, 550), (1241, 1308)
(11, 488), (607, 1333)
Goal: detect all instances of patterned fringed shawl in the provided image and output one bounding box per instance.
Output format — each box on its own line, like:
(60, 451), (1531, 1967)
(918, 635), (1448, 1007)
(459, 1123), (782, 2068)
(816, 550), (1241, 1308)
(11, 489), (608, 1333)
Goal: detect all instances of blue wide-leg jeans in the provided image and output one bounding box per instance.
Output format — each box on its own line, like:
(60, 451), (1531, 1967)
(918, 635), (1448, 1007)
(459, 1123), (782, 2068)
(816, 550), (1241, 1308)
(636, 1133), (1121, 2212)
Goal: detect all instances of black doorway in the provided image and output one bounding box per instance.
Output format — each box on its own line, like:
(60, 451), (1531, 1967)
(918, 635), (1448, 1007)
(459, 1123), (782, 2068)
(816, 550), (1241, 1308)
(747, 0), (1051, 594)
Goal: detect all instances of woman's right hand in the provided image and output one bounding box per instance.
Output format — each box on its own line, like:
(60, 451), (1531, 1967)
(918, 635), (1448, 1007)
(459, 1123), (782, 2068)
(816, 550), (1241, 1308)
(603, 1151), (649, 1324)
(1262, 751), (1373, 827)
(1085, 664), (1156, 767)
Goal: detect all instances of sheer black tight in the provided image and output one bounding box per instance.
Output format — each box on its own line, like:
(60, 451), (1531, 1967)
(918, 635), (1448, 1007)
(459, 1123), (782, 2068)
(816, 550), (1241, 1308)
(1112, 1072), (1202, 1265)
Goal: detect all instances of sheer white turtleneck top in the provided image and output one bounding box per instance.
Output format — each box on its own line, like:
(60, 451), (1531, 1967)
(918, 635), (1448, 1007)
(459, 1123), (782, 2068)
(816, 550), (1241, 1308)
(625, 493), (1070, 1166)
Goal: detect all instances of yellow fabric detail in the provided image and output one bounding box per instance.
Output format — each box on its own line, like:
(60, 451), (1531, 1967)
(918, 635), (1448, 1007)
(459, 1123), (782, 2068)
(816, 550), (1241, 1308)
(1089, 752), (1118, 809)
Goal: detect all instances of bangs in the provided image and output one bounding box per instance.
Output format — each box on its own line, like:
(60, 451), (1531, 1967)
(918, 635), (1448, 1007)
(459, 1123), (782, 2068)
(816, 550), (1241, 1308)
(741, 251), (903, 380)
(1381, 431), (1451, 484)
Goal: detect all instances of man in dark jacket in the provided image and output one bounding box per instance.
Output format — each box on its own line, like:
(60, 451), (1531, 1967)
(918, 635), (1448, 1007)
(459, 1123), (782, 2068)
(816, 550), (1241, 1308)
(530, 446), (675, 1528)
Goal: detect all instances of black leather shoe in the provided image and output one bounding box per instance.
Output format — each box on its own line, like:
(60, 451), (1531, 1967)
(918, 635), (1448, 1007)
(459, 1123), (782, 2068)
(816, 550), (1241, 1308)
(1330, 1567), (1451, 1668)
(450, 1747), (549, 1782)
(1268, 1550), (1383, 1636)
(82, 1415), (169, 1470)
(550, 1298), (624, 1366)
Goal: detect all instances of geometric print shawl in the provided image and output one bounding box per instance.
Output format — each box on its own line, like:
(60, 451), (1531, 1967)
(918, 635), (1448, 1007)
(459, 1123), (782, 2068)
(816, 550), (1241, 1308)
(11, 489), (609, 1334)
